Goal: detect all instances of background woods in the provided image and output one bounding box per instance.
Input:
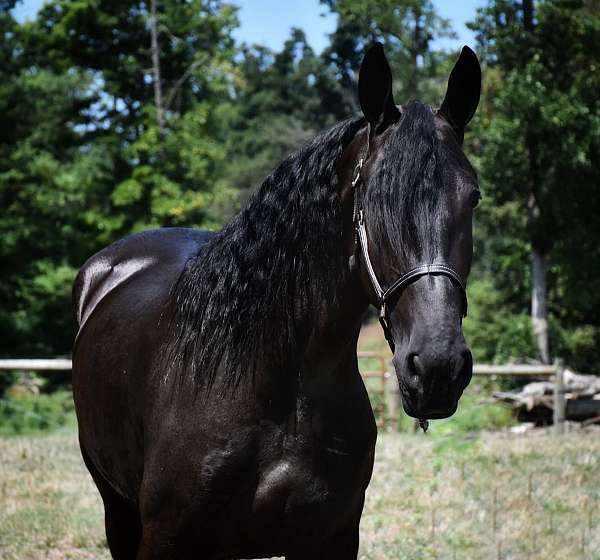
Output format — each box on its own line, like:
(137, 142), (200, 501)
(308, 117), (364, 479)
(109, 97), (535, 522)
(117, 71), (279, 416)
(1, 0), (600, 375)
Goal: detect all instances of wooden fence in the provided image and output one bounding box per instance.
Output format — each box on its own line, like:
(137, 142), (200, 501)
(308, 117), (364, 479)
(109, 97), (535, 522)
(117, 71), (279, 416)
(473, 361), (566, 434)
(0, 357), (567, 434)
(357, 351), (392, 430)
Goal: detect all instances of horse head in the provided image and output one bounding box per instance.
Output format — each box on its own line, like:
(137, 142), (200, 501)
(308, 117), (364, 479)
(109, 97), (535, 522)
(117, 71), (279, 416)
(346, 44), (481, 420)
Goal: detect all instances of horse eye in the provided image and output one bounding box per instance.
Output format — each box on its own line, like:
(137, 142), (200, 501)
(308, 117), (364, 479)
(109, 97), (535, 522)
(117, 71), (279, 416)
(469, 189), (482, 208)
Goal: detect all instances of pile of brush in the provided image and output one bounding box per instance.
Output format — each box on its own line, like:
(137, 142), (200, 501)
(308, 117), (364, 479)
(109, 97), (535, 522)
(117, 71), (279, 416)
(493, 369), (600, 426)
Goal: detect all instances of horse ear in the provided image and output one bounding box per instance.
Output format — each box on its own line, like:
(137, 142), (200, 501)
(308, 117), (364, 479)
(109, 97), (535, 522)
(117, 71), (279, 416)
(439, 46), (481, 143)
(358, 43), (399, 132)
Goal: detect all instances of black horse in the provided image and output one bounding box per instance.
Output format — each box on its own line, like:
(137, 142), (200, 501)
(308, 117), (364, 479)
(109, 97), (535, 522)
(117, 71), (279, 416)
(72, 44), (481, 559)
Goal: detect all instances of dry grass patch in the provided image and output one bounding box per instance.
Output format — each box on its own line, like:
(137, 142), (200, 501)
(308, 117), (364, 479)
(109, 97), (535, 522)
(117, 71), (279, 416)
(362, 429), (600, 559)
(0, 431), (108, 560)
(1, 429), (599, 559)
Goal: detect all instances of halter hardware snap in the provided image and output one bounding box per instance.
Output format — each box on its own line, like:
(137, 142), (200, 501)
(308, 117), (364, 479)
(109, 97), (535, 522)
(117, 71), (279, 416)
(351, 158), (364, 187)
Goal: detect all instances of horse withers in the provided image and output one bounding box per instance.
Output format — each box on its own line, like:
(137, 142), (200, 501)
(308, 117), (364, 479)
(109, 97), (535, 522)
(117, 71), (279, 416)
(72, 44), (481, 559)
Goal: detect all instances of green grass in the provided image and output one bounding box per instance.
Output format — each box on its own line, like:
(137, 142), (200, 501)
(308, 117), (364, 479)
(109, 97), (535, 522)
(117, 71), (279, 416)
(429, 382), (516, 435)
(0, 390), (76, 436)
(363, 429), (600, 560)
(1, 429), (599, 559)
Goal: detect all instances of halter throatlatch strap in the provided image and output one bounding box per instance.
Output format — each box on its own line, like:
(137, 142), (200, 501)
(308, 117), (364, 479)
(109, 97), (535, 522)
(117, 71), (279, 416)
(351, 144), (468, 353)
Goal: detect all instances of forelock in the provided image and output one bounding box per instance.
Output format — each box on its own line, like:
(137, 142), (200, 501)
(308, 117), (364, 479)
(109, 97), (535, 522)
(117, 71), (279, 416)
(364, 101), (446, 266)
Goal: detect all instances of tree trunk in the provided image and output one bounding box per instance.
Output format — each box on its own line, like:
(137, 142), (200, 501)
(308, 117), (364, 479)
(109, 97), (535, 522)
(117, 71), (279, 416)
(531, 247), (549, 363)
(523, 0), (550, 363)
(523, 0), (535, 30)
(150, 0), (165, 138)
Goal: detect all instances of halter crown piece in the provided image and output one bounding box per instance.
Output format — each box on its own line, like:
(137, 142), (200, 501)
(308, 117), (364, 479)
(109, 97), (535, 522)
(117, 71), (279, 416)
(350, 132), (468, 353)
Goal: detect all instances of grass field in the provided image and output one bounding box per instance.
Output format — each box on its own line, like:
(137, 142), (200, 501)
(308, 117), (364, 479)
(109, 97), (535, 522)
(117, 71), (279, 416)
(1, 428), (599, 559)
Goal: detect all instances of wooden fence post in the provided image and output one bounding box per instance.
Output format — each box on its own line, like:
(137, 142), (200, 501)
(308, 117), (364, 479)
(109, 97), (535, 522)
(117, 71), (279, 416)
(386, 366), (399, 432)
(553, 359), (565, 435)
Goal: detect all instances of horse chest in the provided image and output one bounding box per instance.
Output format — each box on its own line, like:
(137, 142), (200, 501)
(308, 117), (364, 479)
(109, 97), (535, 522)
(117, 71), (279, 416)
(139, 370), (376, 554)
(244, 452), (369, 554)
(248, 413), (375, 541)
(167, 416), (373, 556)
(254, 439), (362, 507)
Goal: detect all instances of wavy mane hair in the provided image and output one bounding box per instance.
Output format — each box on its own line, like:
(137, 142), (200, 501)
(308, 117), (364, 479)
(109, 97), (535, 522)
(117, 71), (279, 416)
(165, 102), (446, 393)
(165, 116), (365, 392)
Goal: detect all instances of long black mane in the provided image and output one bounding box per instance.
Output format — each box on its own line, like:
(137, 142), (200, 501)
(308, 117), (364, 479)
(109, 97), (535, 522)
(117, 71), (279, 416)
(364, 101), (446, 271)
(165, 116), (364, 392)
(165, 103), (449, 392)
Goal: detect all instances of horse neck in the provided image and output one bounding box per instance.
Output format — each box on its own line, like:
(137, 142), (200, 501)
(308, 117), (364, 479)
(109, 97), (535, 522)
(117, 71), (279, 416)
(260, 265), (367, 406)
(290, 131), (373, 378)
(169, 120), (372, 397)
(295, 231), (369, 383)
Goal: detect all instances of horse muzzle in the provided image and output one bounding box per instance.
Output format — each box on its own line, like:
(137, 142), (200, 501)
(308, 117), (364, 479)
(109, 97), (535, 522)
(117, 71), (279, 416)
(394, 345), (473, 420)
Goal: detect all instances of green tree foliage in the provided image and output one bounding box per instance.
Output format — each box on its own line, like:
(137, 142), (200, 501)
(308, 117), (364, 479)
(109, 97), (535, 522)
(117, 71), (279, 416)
(0, 9), (101, 355)
(321, 0), (457, 106)
(224, 34), (317, 200)
(222, 28), (346, 206)
(2, 0), (600, 377)
(35, 0), (240, 231)
(0, 1), (239, 356)
(467, 0), (600, 370)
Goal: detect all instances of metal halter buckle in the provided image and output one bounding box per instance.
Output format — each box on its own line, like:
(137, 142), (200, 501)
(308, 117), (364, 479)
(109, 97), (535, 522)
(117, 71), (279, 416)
(351, 158), (364, 188)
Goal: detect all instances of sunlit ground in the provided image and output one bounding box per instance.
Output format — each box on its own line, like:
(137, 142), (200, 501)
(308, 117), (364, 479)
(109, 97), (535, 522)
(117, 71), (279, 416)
(1, 429), (599, 560)
(1, 322), (598, 559)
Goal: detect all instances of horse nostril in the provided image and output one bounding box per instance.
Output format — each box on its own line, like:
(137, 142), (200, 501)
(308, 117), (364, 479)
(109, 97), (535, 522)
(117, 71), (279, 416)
(414, 355), (427, 378)
(405, 352), (421, 390)
(407, 353), (426, 378)
(453, 349), (473, 381)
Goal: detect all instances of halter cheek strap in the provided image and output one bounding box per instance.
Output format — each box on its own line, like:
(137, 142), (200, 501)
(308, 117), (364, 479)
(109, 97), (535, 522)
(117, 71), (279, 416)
(351, 154), (468, 353)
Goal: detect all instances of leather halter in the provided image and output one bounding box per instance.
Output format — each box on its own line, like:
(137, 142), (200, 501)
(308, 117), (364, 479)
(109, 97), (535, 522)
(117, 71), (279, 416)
(351, 138), (468, 353)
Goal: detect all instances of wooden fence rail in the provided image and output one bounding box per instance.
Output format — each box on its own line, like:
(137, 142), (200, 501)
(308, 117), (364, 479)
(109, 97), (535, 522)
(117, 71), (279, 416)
(0, 357), (567, 434)
(0, 358), (72, 371)
(472, 363), (557, 376)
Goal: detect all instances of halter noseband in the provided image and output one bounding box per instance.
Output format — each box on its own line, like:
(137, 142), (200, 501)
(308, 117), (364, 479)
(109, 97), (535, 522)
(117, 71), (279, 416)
(351, 141), (468, 353)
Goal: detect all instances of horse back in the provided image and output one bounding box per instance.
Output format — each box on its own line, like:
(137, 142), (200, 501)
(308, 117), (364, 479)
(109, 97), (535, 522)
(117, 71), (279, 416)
(73, 228), (212, 335)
